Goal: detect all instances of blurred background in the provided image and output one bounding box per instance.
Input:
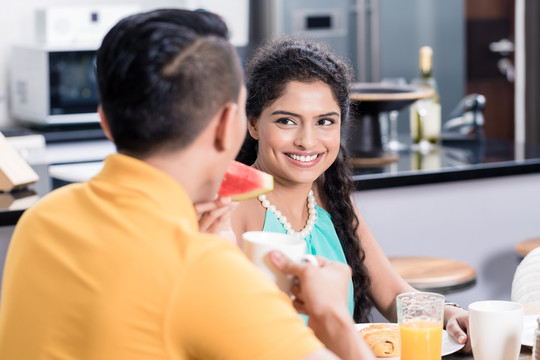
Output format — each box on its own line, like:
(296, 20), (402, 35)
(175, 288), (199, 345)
(0, 0), (538, 142)
(0, 0), (539, 313)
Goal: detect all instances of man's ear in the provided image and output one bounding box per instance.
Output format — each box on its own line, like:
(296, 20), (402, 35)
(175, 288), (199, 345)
(247, 116), (260, 140)
(98, 106), (114, 142)
(214, 102), (239, 152)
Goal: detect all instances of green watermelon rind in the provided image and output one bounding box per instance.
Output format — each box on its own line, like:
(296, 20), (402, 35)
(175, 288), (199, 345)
(228, 185), (273, 201)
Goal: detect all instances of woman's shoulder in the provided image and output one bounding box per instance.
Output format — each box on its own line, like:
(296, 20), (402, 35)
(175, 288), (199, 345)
(231, 197), (266, 232)
(235, 196), (261, 212)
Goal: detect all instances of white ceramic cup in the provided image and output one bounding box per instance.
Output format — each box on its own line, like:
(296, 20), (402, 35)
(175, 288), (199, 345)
(469, 300), (524, 360)
(242, 231), (318, 294)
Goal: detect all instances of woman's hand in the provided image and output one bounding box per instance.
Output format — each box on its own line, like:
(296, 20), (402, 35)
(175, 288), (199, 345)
(194, 197), (239, 244)
(444, 306), (471, 353)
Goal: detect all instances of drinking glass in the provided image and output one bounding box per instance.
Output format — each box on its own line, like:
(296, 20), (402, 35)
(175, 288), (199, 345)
(397, 292), (444, 360)
(381, 77), (408, 151)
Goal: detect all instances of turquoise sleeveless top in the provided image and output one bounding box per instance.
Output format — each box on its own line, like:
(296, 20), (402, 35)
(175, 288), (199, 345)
(262, 205), (355, 318)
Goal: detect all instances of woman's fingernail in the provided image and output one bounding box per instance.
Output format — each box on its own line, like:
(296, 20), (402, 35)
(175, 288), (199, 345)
(458, 335), (466, 343)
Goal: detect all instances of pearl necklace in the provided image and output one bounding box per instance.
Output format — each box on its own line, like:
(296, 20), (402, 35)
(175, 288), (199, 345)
(258, 190), (318, 238)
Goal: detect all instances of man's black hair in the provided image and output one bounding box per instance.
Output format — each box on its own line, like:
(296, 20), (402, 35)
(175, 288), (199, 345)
(96, 9), (243, 158)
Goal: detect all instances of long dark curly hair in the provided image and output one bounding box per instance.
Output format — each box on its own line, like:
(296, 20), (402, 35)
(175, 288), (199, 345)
(237, 38), (372, 322)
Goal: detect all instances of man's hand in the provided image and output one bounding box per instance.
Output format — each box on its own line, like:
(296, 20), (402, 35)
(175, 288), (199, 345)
(268, 251), (351, 317)
(269, 251), (376, 360)
(194, 197), (238, 244)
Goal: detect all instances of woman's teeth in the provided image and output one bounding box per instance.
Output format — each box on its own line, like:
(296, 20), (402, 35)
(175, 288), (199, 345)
(288, 154), (318, 162)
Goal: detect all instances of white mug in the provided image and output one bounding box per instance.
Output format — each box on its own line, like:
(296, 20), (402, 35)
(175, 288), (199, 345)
(242, 231), (318, 294)
(469, 300), (524, 360)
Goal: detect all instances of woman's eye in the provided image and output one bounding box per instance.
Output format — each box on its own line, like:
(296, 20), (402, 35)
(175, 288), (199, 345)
(276, 117), (295, 125)
(318, 118), (335, 125)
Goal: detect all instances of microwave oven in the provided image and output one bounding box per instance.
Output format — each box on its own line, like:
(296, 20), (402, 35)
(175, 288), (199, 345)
(10, 44), (99, 125)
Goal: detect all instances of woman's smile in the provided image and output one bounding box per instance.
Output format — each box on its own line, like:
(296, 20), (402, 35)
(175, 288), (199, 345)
(285, 152), (323, 167)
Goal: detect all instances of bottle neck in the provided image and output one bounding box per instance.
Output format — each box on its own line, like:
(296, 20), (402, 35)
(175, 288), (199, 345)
(419, 46), (434, 79)
(420, 68), (433, 79)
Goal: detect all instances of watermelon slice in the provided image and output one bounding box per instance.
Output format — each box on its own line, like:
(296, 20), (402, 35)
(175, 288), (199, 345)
(218, 161), (274, 201)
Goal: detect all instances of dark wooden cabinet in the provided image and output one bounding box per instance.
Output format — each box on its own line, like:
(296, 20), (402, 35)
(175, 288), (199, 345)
(466, 0), (515, 141)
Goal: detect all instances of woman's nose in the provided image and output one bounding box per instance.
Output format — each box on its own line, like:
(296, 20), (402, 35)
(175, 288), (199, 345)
(294, 125), (316, 148)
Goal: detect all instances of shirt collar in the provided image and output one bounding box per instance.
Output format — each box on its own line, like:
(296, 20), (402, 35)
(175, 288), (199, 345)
(94, 153), (199, 231)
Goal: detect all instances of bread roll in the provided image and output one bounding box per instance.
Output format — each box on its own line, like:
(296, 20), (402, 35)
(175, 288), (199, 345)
(359, 323), (400, 358)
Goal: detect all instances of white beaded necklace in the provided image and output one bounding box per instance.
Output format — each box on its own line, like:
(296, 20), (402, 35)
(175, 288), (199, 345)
(258, 190), (318, 239)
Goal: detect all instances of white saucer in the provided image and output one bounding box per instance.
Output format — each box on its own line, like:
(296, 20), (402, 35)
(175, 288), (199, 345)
(355, 323), (464, 359)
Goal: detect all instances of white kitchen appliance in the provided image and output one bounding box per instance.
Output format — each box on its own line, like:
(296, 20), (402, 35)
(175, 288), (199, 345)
(10, 44), (99, 125)
(35, 5), (141, 46)
(259, 0), (356, 73)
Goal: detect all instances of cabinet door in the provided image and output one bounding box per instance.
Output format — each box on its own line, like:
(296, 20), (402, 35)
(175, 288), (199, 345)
(466, 0), (515, 141)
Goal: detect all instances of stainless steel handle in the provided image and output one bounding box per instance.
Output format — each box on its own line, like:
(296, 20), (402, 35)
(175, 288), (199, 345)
(498, 58), (515, 82)
(489, 39), (515, 82)
(355, 0), (380, 82)
(489, 38), (515, 55)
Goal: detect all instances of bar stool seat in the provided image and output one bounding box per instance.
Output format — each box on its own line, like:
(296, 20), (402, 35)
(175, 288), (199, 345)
(515, 237), (540, 258)
(389, 256), (477, 294)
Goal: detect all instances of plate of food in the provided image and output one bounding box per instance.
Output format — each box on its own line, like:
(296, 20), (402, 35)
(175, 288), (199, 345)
(356, 323), (464, 359)
(521, 314), (539, 347)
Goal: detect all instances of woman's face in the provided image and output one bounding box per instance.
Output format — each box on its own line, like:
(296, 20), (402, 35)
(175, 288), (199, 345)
(249, 80), (341, 186)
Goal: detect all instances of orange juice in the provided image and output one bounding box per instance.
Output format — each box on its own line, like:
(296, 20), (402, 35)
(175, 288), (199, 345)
(400, 320), (443, 360)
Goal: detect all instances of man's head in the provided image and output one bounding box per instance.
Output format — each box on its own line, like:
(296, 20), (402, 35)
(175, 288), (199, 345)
(96, 9), (244, 159)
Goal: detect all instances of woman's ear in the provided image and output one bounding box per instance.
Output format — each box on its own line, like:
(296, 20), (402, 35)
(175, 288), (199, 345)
(98, 106), (114, 142)
(247, 116), (260, 140)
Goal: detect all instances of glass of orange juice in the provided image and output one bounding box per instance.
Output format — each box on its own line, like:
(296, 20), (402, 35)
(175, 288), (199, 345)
(397, 292), (444, 360)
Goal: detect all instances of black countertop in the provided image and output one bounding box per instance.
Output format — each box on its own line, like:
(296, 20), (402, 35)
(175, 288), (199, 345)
(0, 164), (49, 227)
(1, 139), (540, 226)
(352, 139), (540, 191)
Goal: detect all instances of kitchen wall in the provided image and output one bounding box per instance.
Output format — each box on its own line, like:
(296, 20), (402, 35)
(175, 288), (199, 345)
(0, 0), (249, 128)
(355, 172), (540, 319)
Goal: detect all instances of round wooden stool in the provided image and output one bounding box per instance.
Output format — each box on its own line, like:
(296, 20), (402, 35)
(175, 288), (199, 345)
(515, 237), (540, 258)
(389, 256), (477, 294)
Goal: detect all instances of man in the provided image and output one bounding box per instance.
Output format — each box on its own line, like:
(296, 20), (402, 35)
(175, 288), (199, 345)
(0, 9), (374, 359)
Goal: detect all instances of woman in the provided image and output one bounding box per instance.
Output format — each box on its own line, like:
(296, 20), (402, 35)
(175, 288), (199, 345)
(229, 37), (471, 351)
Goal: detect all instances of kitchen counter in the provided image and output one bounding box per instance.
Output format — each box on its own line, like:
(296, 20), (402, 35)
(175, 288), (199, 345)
(353, 139), (540, 191)
(0, 164), (49, 227)
(1, 138), (540, 226)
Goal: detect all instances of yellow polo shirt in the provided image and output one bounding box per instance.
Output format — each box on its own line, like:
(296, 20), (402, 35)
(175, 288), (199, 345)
(0, 154), (322, 359)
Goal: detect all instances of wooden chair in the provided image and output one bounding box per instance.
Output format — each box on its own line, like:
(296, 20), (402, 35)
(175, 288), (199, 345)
(389, 256), (477, 295)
